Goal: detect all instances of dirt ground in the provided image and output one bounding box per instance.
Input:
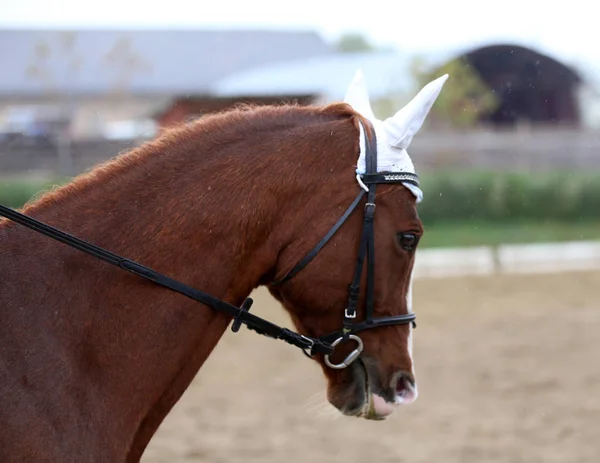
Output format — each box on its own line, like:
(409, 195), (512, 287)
(141, 270), (600, 463)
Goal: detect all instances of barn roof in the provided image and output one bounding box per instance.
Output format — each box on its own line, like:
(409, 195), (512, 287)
(0, 28), (333, 97)
(211, 51), (415, 100)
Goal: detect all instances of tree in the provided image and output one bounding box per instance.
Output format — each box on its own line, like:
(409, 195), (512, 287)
(410, 55), (499, 129)
(25, 32), (152, 175)
(335, 32), (375, 53)
(25, 32), (83, 175)
(102, 37), (152, 98)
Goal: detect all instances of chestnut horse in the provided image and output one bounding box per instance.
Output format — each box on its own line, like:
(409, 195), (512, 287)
(0, 70), (447, 461)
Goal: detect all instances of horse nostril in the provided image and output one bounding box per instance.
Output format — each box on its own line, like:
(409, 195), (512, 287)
(394, 371), (417, 403)
(395, 373), (410, 394)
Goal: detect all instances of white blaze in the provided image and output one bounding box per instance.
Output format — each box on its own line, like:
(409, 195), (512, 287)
(406, 267), (418, 401)
(406, 268), (414, 359)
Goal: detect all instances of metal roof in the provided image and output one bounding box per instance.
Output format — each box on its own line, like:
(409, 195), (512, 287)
(212, 51), (417, 101)
(0, 28), (333, 97)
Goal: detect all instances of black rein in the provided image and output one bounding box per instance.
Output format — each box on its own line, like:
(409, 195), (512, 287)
(0, 203), (332, 356)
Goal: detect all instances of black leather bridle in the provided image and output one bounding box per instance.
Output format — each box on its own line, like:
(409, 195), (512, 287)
(0, 120), (418, 370)
(270, 120), (418, 368)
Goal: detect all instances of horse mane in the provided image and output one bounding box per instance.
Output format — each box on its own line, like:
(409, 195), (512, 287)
(20, 101), (371, 215)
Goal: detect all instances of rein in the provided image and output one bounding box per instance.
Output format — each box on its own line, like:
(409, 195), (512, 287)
(0, 203), (331, 355)
(0, 120), (418, 368)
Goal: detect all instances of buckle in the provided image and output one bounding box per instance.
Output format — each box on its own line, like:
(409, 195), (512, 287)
(324, 335), (364, 369)
(300, 335), (315, 358)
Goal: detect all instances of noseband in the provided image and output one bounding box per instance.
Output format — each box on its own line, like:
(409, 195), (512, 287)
(0, 120), (417, 370)
(270, 120), (418, 368)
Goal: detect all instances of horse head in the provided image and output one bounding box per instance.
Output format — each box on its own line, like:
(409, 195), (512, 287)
(268, 70), (448, 420)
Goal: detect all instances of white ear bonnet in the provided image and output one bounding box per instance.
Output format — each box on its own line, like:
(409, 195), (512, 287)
(343, 70), (448, 203)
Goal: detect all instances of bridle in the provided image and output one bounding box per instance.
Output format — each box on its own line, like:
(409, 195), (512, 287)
(270, 119), (418, 368)
(0, 119), (418, 370)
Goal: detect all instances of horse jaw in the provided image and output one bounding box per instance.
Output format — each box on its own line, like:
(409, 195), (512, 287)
(343, 69), (448, 203)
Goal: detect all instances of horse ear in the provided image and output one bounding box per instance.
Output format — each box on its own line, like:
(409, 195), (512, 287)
(344, 69), (376, 121)
(382, 74), (449, 149)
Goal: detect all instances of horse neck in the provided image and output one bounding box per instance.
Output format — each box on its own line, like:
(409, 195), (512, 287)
(19, 128), (298, 303)
(0, 110), (357, 459)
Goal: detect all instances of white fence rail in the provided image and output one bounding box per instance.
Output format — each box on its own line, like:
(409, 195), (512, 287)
(414, 241), (600, 279)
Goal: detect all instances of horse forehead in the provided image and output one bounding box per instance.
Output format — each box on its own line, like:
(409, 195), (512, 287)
(378, 187), (420, 216)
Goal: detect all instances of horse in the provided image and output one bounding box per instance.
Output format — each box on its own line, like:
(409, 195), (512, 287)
(0, 70), (448, 462)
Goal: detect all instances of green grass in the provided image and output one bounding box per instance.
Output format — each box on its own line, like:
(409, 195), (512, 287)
(420, 220), (600, 248)
(418, 169), (600, 223)
(0, 177), (68, 208)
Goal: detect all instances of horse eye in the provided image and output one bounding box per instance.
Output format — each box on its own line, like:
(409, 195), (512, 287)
(397, 233), (418, 251)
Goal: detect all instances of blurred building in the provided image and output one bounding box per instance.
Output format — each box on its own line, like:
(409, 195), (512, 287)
(215, 42), (600, 130)
(0, 28), (333, 141)
(1, 28), (599, 146)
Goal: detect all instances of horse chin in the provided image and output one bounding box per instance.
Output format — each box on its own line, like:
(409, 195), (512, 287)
(327, 359), (398, 421)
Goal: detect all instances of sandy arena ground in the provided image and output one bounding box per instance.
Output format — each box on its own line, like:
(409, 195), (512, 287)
(142, 270), (599, 463)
